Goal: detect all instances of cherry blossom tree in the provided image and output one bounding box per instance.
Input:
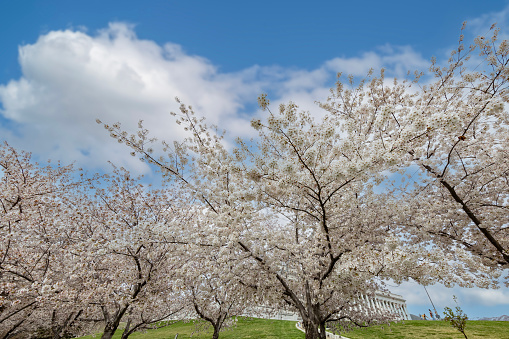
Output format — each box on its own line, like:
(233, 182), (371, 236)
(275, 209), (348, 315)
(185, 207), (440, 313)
(320, 24), (509, 281)
(0, 145), (192, 339)
(76, 167), (191, 339)
(101, 95), (458, 339)
(179, 242), (258, 339)
(398, 25), (509, 276)
(99, 23), (509, 339)
(0, 143), (93, 339)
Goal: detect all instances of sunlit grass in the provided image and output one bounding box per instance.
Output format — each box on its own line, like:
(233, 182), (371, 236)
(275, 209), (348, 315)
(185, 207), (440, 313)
(343, 320), (509, 339)
(78, 318), (509, 339)
(78, 317), (305, 339)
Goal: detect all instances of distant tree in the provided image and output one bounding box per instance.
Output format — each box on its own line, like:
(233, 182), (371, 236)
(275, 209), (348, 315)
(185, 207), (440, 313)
(443, 296), (468, 339)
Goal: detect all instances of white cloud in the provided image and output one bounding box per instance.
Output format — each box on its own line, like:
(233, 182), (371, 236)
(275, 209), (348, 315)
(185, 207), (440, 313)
(0, 23), (261, 172)
(468, 5), (509, 41)
(461, 288), (509, 306)
(388, 278), (509, 312)
(324, 45), (428, 78)
(0, 22), (431, 173)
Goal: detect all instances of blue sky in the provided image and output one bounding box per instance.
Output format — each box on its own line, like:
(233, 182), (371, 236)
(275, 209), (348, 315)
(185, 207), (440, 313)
(0, 0), (506, 78)
(1, 0), (509, 319)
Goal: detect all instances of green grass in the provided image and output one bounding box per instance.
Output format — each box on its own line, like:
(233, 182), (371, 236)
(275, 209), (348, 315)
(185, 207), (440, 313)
(343, 320), (509, 339)
(78, 319), (509, 339)
(78, 317), (305, 339)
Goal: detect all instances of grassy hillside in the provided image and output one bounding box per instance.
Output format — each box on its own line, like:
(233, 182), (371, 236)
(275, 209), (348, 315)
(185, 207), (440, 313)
(344, 320), (509, 339)
(79, 319), (509, 339)
(78, 317), (305, 339)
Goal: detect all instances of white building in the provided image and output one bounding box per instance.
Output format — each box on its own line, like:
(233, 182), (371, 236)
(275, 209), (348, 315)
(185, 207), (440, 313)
(364, 291), (411, 320)
(248, 291), (411, 321)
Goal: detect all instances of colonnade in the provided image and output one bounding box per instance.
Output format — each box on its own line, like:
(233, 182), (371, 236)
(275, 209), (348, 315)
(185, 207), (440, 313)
(359, 292), (410, 320)
(244, 292), (411, 321)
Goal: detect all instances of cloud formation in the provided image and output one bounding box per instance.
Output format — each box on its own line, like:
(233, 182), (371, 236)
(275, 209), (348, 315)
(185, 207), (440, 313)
(0, 23), (428, 172)
(388, 278), (509, 315)
(0, 23), (258, 172)
(469, 5), (509, 41)
(325, 45), (429, 78)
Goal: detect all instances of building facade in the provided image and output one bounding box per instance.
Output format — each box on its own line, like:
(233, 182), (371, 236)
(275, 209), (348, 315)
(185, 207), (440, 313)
(250, 292), (411, 321)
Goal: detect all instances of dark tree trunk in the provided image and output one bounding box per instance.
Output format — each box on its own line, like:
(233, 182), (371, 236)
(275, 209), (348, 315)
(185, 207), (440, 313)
(193, 300), (228, 339)
(101, 328), (115, 339)
(100, 304), (130, 339)
(51, 309), (83, 339)
(207, 315), (226, 339)
(211, 325), (220, 339)
(102, 256), (147, 339)
(0, 317), (26, 339)
(300, 281), (326, 339)
(303, 319), (326, 339)
(120, 318), (132, 339)
(319, 322), (326, 336)
(101, 323), (120, 339)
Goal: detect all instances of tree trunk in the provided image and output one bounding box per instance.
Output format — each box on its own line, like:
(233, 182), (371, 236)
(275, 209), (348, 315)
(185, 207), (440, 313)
(193, 301), (227, 339)
(120, 318), (131, 339)
(301, 281), (326, 339)
(101, 318), (125, 339)
(101, 328), (115, 339)
(319, 322), (326, 337)
(103, 269), (146, 339)
(51, 309), (83, 339)
(212, 325), (220, 339)
(303, 319), (326, 339)
(0, 317), (26, 339)
(209, 315), (226, 339)
(100, 304), (130, 339)
(299, 304), (326, 339)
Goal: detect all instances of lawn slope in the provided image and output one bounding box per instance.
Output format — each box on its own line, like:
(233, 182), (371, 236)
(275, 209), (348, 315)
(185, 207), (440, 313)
(79, 319), (509, 339)
(79, 317), (305, 339)
(344, 320), (509, 339)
